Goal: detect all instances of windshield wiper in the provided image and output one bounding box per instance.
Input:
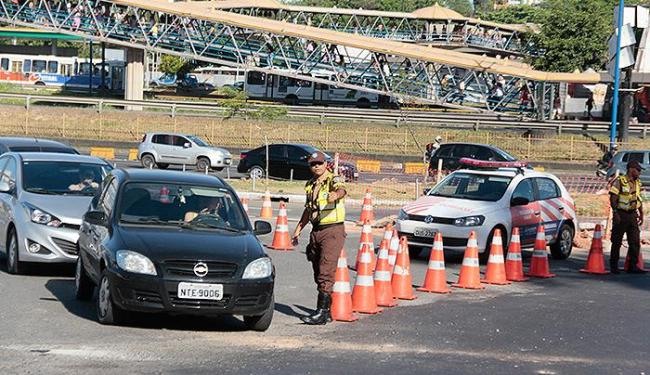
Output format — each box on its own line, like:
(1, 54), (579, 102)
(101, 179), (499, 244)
(25, 187), (58, 195)
(121, 217), (183, 226)
(181, 220), (244, 232)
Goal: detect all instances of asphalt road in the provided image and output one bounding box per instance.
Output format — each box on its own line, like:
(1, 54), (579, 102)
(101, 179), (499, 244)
(1, 200), (649, 374)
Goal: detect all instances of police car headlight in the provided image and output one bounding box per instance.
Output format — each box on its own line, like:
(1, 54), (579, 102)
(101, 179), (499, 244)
(454, 215), (485, 227)
(116, 250), (157, 276)
(398, 209), (409, 221)
(242, 257), (273, 279)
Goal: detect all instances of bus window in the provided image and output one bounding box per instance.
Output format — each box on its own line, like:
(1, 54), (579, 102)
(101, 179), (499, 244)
(23, 59), (32, 73)
(79, 62), (92, 75)
(62, 64), (72, 76)
(248, 71), (266, 85)
(32, 60), (47, 73)
(0, 58), (8, 71)
(47, 61), (58, 74)
(11, 61), (21, 72)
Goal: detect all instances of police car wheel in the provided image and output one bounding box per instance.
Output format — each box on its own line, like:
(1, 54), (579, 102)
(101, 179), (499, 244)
(550, 223), (573, 260)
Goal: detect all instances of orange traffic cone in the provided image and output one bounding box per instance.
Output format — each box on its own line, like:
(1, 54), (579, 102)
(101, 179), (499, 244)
(331, 248), (358, 322)
(383, 223), (394, 242)
(266, 202), (293, 251)
(388, 229), (399, 272)
(580, 224), (609, 275)
(624, 251), (647, 271)
(355, 220), (375, 271)
(374, 240), (397, 307)
(391, 237), (417, 300)
(259, 190), (273, 219)
(505, 227), (529, 282)
(358, 189), (374, 224)
(482, 229), (511, 285)
(241, 194), (249, 215)
(527, 223), (556, 278)
(417, 232), (451, 294)
(452, 231), (485, 289)
(352, 244), (383, 314)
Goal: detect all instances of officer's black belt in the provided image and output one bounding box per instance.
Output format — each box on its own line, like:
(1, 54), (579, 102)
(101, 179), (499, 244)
(312, 222), (344, 231)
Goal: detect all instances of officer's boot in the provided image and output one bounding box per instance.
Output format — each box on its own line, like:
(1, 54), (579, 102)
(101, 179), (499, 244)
(300, 291), (332, 325)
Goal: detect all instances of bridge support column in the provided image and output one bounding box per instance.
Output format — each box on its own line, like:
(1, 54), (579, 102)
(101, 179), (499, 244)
(125, 47), (144, 111)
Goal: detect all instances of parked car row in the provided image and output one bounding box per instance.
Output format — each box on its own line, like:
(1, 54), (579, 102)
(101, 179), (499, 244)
(0, 137), (275, 331)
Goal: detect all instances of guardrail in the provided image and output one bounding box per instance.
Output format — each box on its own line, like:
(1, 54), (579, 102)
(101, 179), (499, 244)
(1, 92), (648, 136)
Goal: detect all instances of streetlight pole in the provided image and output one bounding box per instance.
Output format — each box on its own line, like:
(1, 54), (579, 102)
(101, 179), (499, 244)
(610, 0), (625, 150)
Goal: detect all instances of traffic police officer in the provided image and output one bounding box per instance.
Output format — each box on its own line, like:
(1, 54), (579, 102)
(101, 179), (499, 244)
(609, 160), (647, 274)
(292, 151), (347, 325)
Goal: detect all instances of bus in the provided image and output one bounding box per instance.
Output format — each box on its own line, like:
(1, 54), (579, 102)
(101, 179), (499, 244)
(0, 53), (125, 91)
(244, 71), (389, 107)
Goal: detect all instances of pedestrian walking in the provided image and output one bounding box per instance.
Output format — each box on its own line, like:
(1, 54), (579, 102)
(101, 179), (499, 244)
(586, 93), (594, 120)
(609, 160), (647, 274)
(292, 151), (347, 325)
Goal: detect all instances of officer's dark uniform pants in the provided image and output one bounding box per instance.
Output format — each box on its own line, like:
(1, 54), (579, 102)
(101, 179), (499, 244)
(307, 223), (346, 293)
(610, 210), (641, 269)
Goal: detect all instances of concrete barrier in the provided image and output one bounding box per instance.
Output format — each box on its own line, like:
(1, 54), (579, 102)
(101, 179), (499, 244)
(89, 147), (115, 160)
(128, 149), (138, 161)
(404, 162), (428, 175)
(356, 159), (381, 173)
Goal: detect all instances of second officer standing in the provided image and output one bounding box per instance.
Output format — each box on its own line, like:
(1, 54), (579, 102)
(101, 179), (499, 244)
(292, 151), (347, 325)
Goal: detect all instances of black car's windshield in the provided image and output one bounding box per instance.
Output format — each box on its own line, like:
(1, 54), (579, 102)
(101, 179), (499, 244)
(118, 183), (248, 231)
(22, 161), (111, 196)
(495, 148), (517, 162)
(187, 136), (209, 147)
(301, 145), (331, 159)
(428, 173), (512, 202)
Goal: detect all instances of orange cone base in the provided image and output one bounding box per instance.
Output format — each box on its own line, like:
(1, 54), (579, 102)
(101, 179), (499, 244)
(265, 244), (294, 251)
(579, 268), (609, 275)
(394, 294), (417, 300)
(481, 278), (512, 285)
(417, 286), (451, 294)
(507, 275), (530, 282)
(525, 272), (556, 278)
(377, 299), (398, 307)
(354, 306), (383, 314)
(451, 283), (485, 290)
(332, 313), (359, 322)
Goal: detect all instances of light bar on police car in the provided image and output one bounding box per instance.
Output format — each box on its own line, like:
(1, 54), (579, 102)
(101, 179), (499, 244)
(458, 158), (529, 169)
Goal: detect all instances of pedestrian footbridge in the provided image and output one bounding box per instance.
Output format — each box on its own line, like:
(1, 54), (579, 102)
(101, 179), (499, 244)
(0, 0), (600, 114)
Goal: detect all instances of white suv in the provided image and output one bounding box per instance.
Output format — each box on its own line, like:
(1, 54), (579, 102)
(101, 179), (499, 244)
(138, 133), (233, 171)
(396, 161), (578, 260)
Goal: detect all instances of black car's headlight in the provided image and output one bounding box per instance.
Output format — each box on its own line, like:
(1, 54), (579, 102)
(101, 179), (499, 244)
(242, 257), (273, 279)
(116, 250), (157, 276)
(23, 203), (62, 227)
(454, 215), (485, 227)
(397, 209), (409, 221)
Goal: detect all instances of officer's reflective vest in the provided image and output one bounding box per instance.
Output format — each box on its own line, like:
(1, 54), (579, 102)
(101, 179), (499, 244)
(305, 172), (345, 225)
(610, 175), (643, 211)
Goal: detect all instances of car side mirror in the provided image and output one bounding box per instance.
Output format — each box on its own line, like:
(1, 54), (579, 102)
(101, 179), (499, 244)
(253, 220), (272, 235)
(511, 196), (530, 207)
(84, 210), (108, 226)
(0, 180), (14, 194)
(423, 187), (432, 196)
(183, 142), (191, 148)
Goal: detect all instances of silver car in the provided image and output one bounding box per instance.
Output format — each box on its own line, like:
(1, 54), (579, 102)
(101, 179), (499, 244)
(137, 132), (233, 171)
(0, 152), (112, 274)
(606, 150), (650, 185)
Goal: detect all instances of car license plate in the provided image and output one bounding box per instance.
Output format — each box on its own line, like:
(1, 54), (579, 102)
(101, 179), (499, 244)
(414, 227), (436, 238)
(177, 282), (223, 300)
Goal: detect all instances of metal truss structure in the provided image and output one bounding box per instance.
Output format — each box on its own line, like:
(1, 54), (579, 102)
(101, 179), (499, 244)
(0, 0), (556, 115)
(229, 7), (530, 57)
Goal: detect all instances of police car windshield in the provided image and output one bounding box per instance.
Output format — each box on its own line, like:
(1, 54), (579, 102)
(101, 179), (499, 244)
(428, 173), (512, 202)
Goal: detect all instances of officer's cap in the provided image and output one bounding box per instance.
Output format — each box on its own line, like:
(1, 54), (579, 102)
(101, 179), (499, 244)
(627, 160), (645, 171)
(307, 151), (326, 164)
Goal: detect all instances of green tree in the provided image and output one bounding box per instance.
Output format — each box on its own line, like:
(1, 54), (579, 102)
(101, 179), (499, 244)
(440, 0), (473, 16)
(480, 5), (545, 24)
(159, 54), (188, 77)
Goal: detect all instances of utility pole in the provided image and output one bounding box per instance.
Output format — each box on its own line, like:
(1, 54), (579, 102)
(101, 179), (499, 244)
(609, 0), (625, 151)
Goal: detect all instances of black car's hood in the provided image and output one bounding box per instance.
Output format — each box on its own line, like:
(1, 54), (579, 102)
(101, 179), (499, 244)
(114, 226), (265, 264)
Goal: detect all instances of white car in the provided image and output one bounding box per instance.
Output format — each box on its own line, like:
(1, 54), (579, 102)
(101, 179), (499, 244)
(396, 160), (578, 260)
(138, 133), (233, 172)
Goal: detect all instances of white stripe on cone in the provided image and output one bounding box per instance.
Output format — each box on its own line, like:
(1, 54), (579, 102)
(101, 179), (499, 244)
(532, 250), (547, 258)
(491, 236), (503, 246)
(428, 260), (445, 270)
(276, 224), (289, 232)
(488, 254), (505, 263)
(356, 275), (374, 286)
(467, 238), (478, 248)
(393, 265), (410, 276)
(360, 252), (372, 263)
(462, 257), (479, 267)
(388, 255), (396, 266)
(374, 270), (392, 281)
(506, 253), (522, 261)
(337, 258), (348, 268)
(333, 282), (351, 293)
(511, 234), (520, 243)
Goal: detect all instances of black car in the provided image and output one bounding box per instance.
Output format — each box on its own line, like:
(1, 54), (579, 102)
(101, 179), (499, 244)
(0, 137), (79, 155)
(75, 169), (275, 330)
(429, 142), (518, 171)
(237, 143), (358, 181)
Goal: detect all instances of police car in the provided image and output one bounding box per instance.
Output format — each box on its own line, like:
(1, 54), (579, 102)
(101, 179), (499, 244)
(396, 159), (577, 260)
